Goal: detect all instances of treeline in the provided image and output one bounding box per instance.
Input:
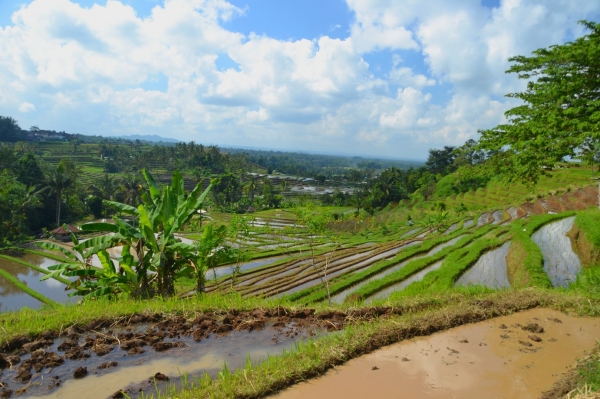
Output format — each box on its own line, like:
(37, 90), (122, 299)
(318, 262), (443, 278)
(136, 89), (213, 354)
(322, 139), (489, 213)
(224, 147), (423, 178)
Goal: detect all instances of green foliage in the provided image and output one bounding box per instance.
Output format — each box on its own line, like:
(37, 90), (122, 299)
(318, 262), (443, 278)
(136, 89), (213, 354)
(0, 116), (23, 142)
(479, 21), (600, 185)
(575, 209), (600, 249)
(42, 169), (213, 299)
(0, 171), (43, 245)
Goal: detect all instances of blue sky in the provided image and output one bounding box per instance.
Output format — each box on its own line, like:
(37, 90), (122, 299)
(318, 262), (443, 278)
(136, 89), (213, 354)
(1, 0), (598, 159)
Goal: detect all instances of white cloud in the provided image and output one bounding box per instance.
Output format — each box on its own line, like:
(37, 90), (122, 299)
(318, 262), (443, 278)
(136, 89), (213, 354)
(18, 102), (35, 112)
(0, 0), (598, 158)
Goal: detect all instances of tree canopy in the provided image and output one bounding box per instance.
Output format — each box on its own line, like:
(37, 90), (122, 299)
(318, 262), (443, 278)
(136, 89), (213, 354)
(478, 20), (600, 185)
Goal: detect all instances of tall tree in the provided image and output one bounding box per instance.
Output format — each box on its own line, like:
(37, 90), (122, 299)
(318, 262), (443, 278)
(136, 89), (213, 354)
(89, 174), (119, 217)
(120, 173), (144, 208)
(46, 169), (73, 227)
(425, 146), (456, 175)
(479, 20), (600, 185)
(0, 116), (22, 142)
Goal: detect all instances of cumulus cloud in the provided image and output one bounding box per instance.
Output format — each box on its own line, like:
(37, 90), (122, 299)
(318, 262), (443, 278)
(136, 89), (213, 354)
(0, 0), (598, 157)
(18, 102), (35, 112)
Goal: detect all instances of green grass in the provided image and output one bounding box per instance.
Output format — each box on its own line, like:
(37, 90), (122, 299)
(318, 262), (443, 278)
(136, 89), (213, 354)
(575, 208), (600, 249)
(288, 222), (470, 303)
(348, 224), (498, 301)
(400, 232), (510, 296)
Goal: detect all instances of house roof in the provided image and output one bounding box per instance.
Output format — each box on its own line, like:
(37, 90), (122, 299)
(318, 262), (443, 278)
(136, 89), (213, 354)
(51, 224), (81, 234)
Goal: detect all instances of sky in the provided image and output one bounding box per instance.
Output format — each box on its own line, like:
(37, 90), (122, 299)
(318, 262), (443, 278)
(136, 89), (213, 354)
(1, 0), (599, 159)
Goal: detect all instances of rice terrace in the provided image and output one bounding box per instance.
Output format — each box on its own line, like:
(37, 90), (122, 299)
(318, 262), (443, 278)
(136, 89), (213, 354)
(1, 2), (600, 399)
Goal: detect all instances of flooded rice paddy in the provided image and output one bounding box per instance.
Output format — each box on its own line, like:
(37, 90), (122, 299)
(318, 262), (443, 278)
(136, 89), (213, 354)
(272, 308), (600, 399)
(0, 274), (43, 312)
(0, 253), (71, 311)
(477, 213), (491, 226)
(366, 260), (444, 303)
(531, 216), (581, 287)
(491, 210), (503, 224)
(455, 241), (511, 289)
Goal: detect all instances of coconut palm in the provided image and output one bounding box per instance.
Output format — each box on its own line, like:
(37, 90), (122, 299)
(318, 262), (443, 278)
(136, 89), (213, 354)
(45, 169), (73, 227)
(243, 174), (260, 202)
(120, 173), (144, 207)
(88, 174), (119, 217)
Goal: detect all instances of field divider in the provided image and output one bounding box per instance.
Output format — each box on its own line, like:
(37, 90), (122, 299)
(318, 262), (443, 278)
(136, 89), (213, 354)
(291, 224), (486, 303)
(245, 241), (410, 297)
(351, 224), (498, 302)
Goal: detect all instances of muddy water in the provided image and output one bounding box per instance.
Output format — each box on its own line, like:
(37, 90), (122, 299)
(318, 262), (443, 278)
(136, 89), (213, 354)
(272, 308), (600, 399)
(455, 241), (511, 289)
(279, 243), (420, 299)
(444, 223), (459, 234)
(506, 206), (519, 220)
(531, 216), (581, 287)
(367, 260), (444, 302)
(463, 219), (474, 228)
(0, 257), (71, 309)
(18, 324), (320, 399)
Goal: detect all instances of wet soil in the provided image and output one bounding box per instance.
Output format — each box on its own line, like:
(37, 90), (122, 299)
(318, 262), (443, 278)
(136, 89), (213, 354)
(0, 307), (400, 398)
(271, 308), (600, 399)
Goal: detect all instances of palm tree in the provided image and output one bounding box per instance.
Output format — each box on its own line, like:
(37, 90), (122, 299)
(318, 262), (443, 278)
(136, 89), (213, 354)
(120, 173), (144, 208)
(280, 179), (289, 192)
(89, 174), (119, 217)
(243, 174), (259, 202)
(46, 169), (73, 227)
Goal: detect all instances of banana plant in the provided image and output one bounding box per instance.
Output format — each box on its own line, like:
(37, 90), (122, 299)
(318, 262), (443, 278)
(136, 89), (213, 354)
(41, 169), (212, 299)
(38, 233), (139, 298)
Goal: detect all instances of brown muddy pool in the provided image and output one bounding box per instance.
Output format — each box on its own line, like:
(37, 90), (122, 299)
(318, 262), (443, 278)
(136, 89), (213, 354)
(272, 308), (600, 399)
(1, 318), (322, 399)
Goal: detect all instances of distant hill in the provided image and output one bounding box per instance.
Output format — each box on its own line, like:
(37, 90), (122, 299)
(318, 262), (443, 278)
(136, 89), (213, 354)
(115, 134), (179, 143)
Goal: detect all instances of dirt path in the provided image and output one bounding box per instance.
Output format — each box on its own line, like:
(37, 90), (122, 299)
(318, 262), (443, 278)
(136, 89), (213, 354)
(271, 308), (600, 399)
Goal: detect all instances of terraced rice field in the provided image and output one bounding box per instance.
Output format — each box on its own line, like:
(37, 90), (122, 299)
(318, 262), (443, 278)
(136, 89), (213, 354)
(0, 186), (597, 313)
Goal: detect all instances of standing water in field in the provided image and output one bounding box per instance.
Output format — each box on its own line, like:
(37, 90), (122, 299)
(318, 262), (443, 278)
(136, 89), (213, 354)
(0, 256), (71, 311)
(531, 216), (581, 287)
(477, 213), (491, 226)
(455, 241), (511, 289)
(366, 260), (444, 303)
(331, 237), (463, 304)
(492, 210), (503, 224)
